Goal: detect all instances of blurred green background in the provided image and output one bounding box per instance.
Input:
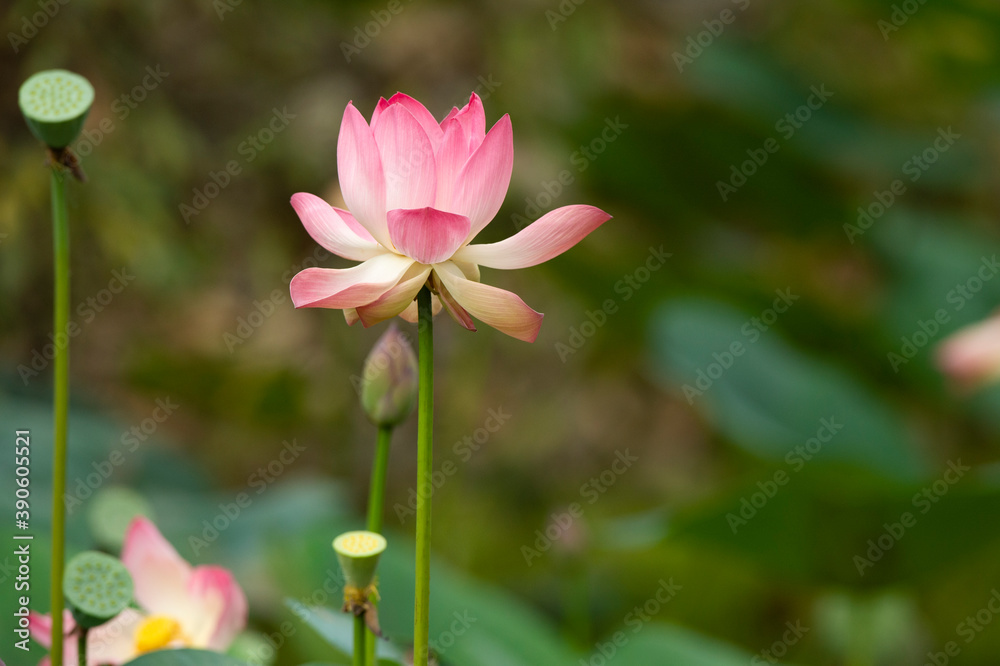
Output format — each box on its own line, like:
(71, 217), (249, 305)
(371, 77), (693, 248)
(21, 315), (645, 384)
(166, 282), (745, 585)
(3, 0), (1000, 664)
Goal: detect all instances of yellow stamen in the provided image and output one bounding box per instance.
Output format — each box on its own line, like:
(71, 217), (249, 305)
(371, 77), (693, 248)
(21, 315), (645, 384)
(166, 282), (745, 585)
(134, 616), (183, 653)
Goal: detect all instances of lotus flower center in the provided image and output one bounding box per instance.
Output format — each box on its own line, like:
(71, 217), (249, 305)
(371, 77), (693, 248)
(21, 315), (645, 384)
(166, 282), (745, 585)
(135, 615), (183, 653)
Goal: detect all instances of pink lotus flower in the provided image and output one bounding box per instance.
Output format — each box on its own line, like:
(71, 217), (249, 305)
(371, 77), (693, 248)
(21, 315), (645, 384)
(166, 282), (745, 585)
(289, 92), (611, 342)
(937, 312), (1000, 390)
(30, 517), (247, 665)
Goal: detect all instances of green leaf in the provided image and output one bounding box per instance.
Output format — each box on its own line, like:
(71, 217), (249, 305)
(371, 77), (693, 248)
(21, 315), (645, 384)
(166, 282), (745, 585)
(650, 297), (927, 482)
(613, 624), (799, 665)
(872, 208), (1000, 381)
(123, 649), (249, 666)
(377, 546), (583, 666)
(285, 601), (405, 663)
(670, 464), (1000, 585)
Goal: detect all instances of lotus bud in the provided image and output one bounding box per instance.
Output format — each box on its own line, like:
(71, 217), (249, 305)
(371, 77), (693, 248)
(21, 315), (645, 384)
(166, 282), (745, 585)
(359, 325), (418, 427)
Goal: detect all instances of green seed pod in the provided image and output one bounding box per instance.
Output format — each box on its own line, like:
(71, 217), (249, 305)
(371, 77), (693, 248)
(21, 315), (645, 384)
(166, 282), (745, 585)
(63, 551), (134, 628)
(18, 70), (95, 148)
(359, 325), (418, 428)
(86, 486), (155, 551)
(333, 530), (387, 590)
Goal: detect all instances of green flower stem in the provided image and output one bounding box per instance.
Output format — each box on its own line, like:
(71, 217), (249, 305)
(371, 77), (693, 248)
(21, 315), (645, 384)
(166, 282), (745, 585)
(77, 626), (88, 666)
(353, 615), (365, 666)
(364, 425), (393, 665)
(51, 166), (70, 666)
(413, 287), (434, 665)
(367, 426), (393, 533)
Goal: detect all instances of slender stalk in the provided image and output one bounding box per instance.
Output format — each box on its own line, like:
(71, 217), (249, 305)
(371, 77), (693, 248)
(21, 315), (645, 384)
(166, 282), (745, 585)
(50, 166), (70, 666)
(364, 425), (393, 665)
(353, 615), (365, 666)
(77, 627), (88, 666)
(412, 287), (434, 665)
(367, 426), (393, 533)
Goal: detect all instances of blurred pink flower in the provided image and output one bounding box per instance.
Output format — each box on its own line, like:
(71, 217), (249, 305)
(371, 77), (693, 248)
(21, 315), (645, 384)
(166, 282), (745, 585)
(30, 517), (247, 665)
(289, 92), (611, 342)
(937, 312), (1000, 390)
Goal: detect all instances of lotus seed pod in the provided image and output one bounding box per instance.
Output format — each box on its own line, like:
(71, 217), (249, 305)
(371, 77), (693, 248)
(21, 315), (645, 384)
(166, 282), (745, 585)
(86, 486), (155, 551)
(63, 551), (134, 628)
(360, 325), (418, 428)
(18, 70), (94, 148)
(333, 530), (387, 590)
